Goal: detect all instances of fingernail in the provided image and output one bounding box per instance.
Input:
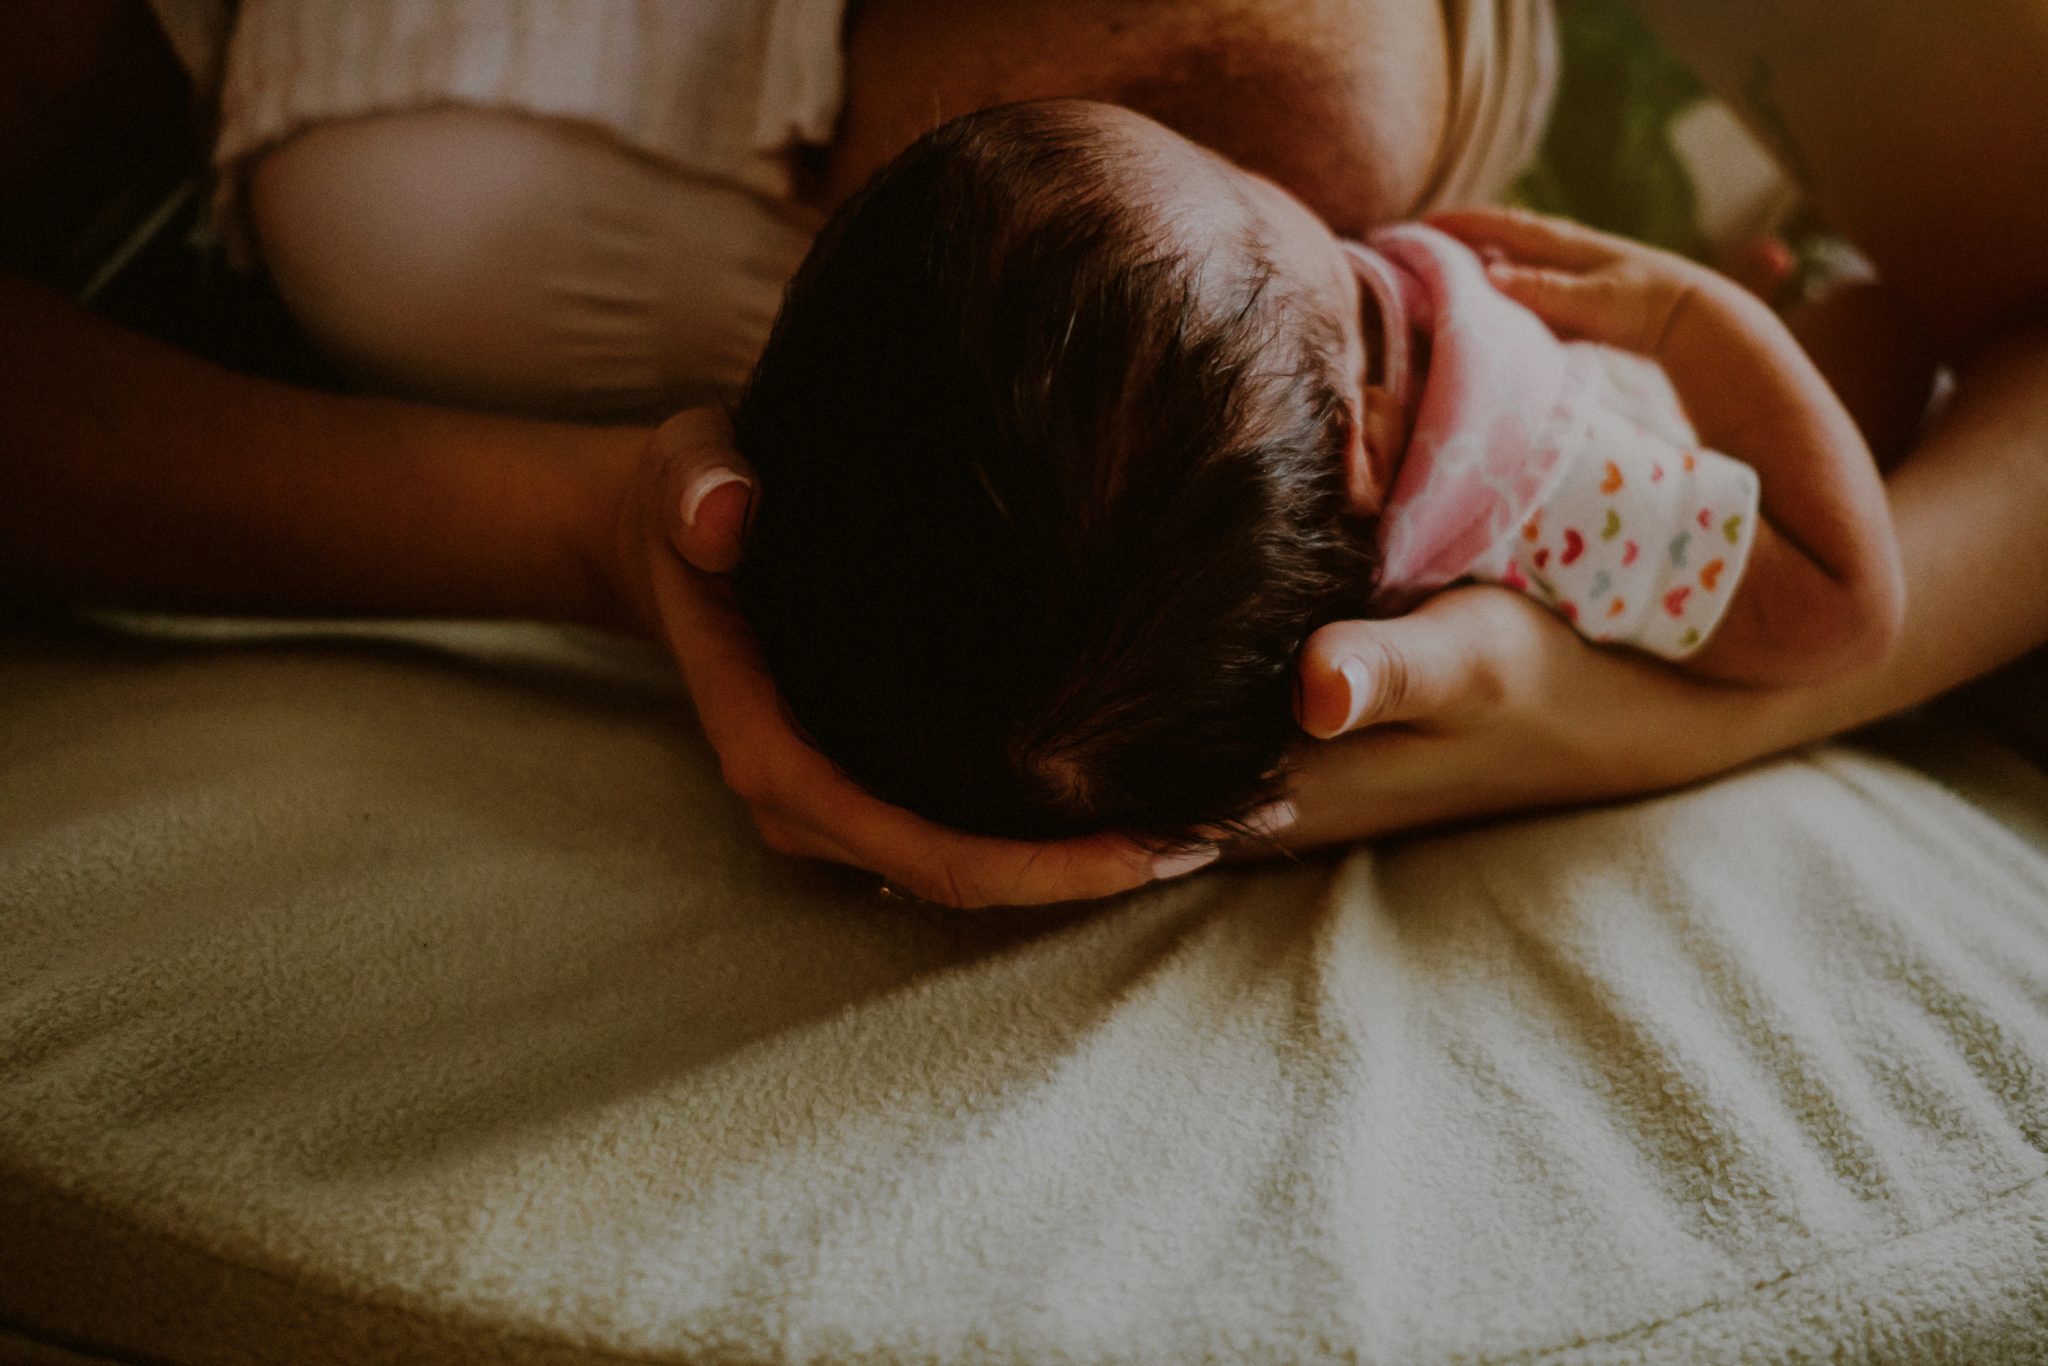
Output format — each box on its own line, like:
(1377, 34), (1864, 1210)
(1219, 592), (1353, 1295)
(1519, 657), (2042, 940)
(681, 467), (752, 530)
(1243, 799), (1298, 837)
(1151, 845), (1220, 880)
(1337, 658), (1373, 732)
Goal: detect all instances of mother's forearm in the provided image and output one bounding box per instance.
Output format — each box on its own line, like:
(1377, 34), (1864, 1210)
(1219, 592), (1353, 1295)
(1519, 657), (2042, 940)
(0, 273), (642, 627)
(1764, 322), (2048, 748)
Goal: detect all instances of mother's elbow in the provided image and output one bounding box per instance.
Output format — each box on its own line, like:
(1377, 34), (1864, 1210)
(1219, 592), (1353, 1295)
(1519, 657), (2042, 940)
(1824, 552), (1909, 676)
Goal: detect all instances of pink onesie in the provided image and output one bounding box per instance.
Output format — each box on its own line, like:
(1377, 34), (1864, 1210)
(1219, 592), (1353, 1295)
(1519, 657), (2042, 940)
(1352, 224), (1760, 660)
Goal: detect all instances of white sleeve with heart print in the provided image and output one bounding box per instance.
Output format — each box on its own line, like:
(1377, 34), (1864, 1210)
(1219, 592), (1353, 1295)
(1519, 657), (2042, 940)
(1468, 346), (1762, 661)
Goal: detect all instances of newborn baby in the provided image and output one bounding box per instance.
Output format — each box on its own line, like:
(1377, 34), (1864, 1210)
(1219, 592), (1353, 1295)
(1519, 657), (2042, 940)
(1334, 222), (1761, 657)
(733, 101), (1901, 846)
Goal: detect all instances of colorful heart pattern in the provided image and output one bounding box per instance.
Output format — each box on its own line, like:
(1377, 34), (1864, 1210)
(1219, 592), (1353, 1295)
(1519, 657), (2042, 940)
(1480, 390), (1756, 664)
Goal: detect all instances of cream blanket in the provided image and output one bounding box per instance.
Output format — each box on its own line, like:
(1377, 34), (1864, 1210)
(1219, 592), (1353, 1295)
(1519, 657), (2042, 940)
(2, 617), (2047, 1363)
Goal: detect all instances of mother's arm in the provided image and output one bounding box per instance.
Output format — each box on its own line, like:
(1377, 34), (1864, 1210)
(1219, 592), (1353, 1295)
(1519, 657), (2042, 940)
(1281, 319), (2048, 847)
(1280, 0), (2048, 840)
(0, 272), (642, 627)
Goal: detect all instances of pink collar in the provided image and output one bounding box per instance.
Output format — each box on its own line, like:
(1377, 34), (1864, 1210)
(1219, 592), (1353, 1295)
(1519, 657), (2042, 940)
(1358, 224), (1579, 610)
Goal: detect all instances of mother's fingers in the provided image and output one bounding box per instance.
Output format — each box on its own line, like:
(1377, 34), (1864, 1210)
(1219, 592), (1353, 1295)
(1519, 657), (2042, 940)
(721, 695), (1195, 909)
(1425, 206), (1624, 270)
(1295, 589), (1519, 738)
(652, 408), (756, 575)
(1274, 725), (1488, 849)
(646, 536), (1195, 909)
(835, 807), (1209, 910)
(750, 757), (1206, 908)
(1482, 262), (1687, 357)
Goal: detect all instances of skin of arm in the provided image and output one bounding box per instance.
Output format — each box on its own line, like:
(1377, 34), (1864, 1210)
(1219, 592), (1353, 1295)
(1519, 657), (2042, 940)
(1719, 237), (1940, 466)
(1781, 280), (1941, 471)
(0, 272), (641, 629)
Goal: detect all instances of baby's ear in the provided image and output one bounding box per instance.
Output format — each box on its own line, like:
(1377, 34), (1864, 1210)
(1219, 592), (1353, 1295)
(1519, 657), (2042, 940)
(1345, 388), (1401, 516)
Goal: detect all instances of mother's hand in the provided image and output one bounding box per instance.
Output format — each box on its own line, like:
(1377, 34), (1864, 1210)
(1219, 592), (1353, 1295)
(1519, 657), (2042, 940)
(1277, 586), (1807, 850)
(1272, 206), (1900, 852)
(608, 409), (1218, 908)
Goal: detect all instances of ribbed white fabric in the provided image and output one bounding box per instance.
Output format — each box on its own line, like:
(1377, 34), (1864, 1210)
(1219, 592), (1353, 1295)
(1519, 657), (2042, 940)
(151, 0), (848, 199)
(151, 0), (1549, 212)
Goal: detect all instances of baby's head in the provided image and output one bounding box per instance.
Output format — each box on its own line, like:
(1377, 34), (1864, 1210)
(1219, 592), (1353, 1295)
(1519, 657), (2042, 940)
(733, 100), (1391, 846)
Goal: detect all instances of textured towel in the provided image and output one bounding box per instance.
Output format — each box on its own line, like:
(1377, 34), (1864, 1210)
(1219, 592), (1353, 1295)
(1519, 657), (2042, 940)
(3, 616), (2047, 1363)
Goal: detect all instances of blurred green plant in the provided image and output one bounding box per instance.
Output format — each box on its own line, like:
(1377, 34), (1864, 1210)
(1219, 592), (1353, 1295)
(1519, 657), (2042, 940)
(1511, 0), (1711, 261)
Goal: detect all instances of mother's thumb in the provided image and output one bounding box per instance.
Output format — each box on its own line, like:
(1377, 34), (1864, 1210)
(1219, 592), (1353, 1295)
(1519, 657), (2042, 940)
(655, 408), (757, 574)
(1295, 603), (1490, 738)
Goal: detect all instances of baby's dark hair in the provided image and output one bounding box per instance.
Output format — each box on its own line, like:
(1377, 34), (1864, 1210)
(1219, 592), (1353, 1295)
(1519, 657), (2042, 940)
(733, 101), (1378, 847)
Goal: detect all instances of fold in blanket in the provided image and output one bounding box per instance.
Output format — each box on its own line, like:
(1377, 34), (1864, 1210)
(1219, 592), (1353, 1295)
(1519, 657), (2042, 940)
(2, 619), (2046, 1363)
